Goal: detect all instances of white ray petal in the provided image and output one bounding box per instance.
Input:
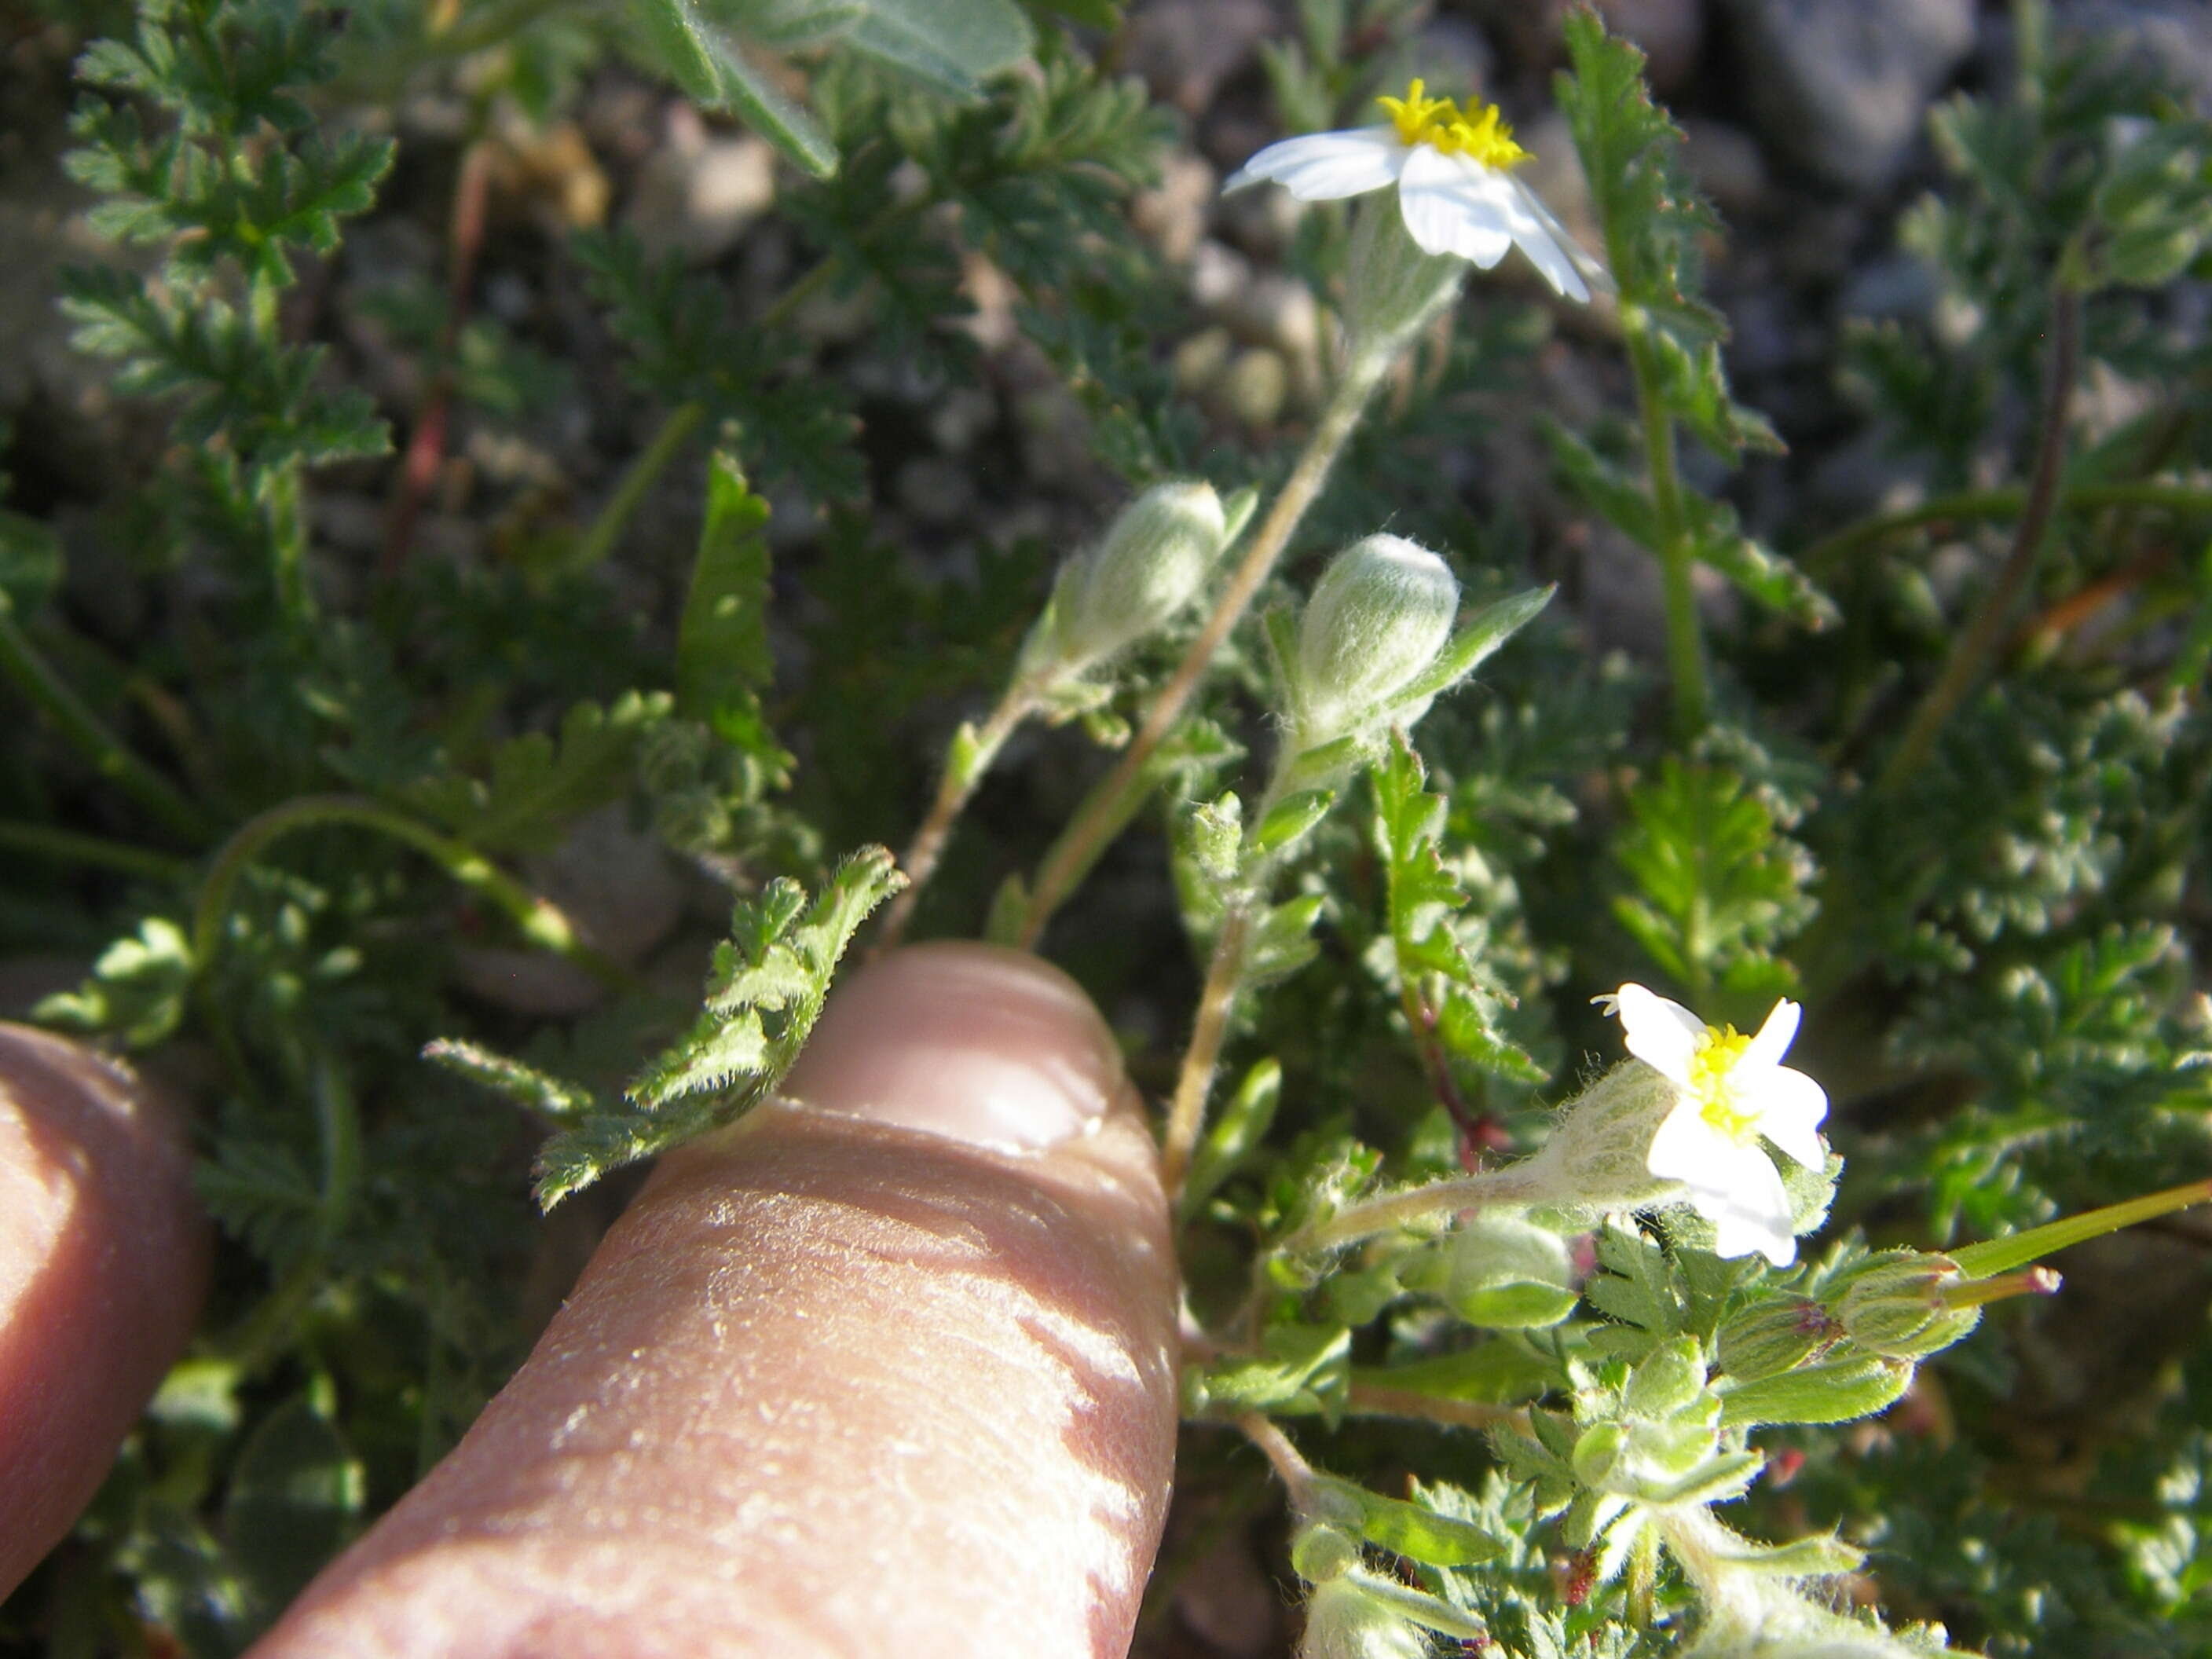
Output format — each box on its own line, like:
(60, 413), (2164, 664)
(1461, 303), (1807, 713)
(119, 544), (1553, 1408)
(1613, 982), (1704, 1087)
(1511, 176), (1612, 298)
(1754, 1067), (1829, 1168)
(1742, 998), (1802, 1071)
(1645, 1097), (1722, 1182)
(1224, 128), (1406, 200)
(1397, 145), (1512, 266)
(1680, 1140), (1797, 1266)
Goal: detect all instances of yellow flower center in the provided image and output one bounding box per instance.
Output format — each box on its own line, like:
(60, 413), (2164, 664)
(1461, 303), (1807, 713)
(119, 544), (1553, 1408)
(1376, 79), (1530, 170)
(1686, 1025), (1759, 1141)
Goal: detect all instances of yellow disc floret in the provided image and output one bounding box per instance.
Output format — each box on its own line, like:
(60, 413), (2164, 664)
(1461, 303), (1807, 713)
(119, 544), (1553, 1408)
(1377, 79), (1530, 169)
(1687, 1024), (1760, 1140)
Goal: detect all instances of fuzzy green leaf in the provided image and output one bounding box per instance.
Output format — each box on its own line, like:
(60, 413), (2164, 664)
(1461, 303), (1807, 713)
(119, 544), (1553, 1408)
(408, 693), (672, 855)
(634, 0), (839, 178)
(679, 455), (776, 724)
(532, 848), (905, 1207)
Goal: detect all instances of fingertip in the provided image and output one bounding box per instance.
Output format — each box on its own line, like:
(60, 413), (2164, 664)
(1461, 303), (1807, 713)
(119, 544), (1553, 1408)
(781, 940), (1132, 1154)
(0, 1024), (207, 1595)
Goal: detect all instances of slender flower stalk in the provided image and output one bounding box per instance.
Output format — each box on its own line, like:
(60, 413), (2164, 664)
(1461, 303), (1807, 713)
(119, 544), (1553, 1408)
(1877, 282), (2082, 794)
(1013, 357), (1390, 948)
(874, 683), (1039, 951)
(1285, 1166), (1551, 1258)
(1161, 906), (1254, 1193)
(0, 598), (214, 845)
(192, 795), (631, 989)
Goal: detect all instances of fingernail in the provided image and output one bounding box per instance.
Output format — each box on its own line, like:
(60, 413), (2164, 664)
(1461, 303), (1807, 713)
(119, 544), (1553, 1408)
(779, 942), (1126, 1152)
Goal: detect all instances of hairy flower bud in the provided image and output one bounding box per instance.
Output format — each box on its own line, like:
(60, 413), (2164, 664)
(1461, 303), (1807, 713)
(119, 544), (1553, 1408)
(1717, 1295), (1837, 1382)
(1040, 480), (1229, 675)
(1293, 535), (1459, 745)
(1298, 1576), (1430, 1659)
(1833, 1256), (1981, 1361)
(1344, 193), (1467, 361)
(1402, 1213), (1580, 1328)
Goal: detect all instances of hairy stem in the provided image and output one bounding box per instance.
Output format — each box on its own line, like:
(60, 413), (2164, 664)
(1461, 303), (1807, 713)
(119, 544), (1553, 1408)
(1161, 904), (1254, 1196)
(1624, 313), (1709, 739)
(218, 1046), (362, 1375)
(0, 600), (214, 845)
(1283, 1165), (1544, 1258)
(0, 820), (196, 883)
(1015, 353), (1390, 947)
(574, 193), (923, 568)
(1796, 480), (2212, 573)
(385, 136), (494, 575)
(573, 399), (709, 572)
(1344, 1380), (1518, 1433)
(876, 683), (1040, 950)
(1236, 1411), (1320, 1516)
(192, 794), (631, 987)
(1877, 284), (2081, 795)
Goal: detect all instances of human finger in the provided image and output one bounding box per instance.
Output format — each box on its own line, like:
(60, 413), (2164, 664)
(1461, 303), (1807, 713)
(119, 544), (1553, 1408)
(249, 941), (1179, 1659)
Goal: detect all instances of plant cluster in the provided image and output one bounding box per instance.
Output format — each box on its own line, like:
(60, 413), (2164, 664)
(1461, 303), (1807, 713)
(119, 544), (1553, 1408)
(4, 0), (2211, 1654)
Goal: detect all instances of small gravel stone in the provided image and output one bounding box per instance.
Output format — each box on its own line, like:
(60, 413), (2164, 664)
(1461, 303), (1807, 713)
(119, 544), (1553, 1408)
(1679, 117), (1770, 219)
(1719, 0), (1976, 194)
(1131, 152), (1215, 265)
(2056, 0), (2212, 113)
(895, 456), (976, 527)
(1172, 326), (1234, 396)
(1218, 348), (1289, 430)
(925, 387), (998, 454)
(1597, 0), (1708, 93)
(622, 107), (777, 264)
(1122, 0), (1276, 114)
(1838, 251), (1939, 324)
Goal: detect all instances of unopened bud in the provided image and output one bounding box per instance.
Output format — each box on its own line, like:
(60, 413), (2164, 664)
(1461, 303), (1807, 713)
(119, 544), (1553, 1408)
(1717, 1353), (1914, 1428)
(1717, 1295), (1837, 1382)
(1833, 1255), (1982, 1361)
(1294, 536), (1459, 745)
(1041, 480), (1229, 674)
(1291, 1522), (1361, 1584)
(1298, 1576), (1429, 1659)
(1402, 1213), (1579, 1328)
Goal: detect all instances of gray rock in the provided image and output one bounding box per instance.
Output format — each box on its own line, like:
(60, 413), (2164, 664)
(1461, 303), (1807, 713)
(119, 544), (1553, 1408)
(1131, 152), (1215, 265)
(1218, 348), (1289, 430)
(1720, 0), (1976, 193)
(1123, 0), (1276, 115)
(2056, 0), (2212, 113)
(1838, 251), (1940, 325)
(1598, 0), (1708, 94)
(1372, 16), (1499, 101)
(621, 106), (777, 265)
(895, 456), (976, 527)
(1679, 117), (1770, 219)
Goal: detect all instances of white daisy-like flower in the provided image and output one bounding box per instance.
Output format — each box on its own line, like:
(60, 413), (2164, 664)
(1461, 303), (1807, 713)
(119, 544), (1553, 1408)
(1595, 983), (1829, 1267)
(1224, 79), (1608, 302)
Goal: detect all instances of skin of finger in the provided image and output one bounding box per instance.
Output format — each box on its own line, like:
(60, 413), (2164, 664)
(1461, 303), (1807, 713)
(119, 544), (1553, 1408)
(0, 1024), (207, 1597)
(248, 949), (1179, 1659)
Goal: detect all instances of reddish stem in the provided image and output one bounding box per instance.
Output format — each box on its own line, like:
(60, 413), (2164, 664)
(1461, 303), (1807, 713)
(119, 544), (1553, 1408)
(384, 141), (493, 575)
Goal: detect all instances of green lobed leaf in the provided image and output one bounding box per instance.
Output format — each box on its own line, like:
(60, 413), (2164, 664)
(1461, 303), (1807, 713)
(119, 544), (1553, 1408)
(408, 693), (672, 855)
(1611, 759), (1816, 996)
(531, 847), (905, 1207)
(678, 455), (776, 725)
(845, 0), (1034, 99)
(225, 1396), (364, 1621)
(35, 916), (196, 1049)
(1181, 1056), (1281, 1218)
(633, 0), (840, 178)
(1309, 1474), (1507, 1567)
(423, 1039), (600, 1122)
